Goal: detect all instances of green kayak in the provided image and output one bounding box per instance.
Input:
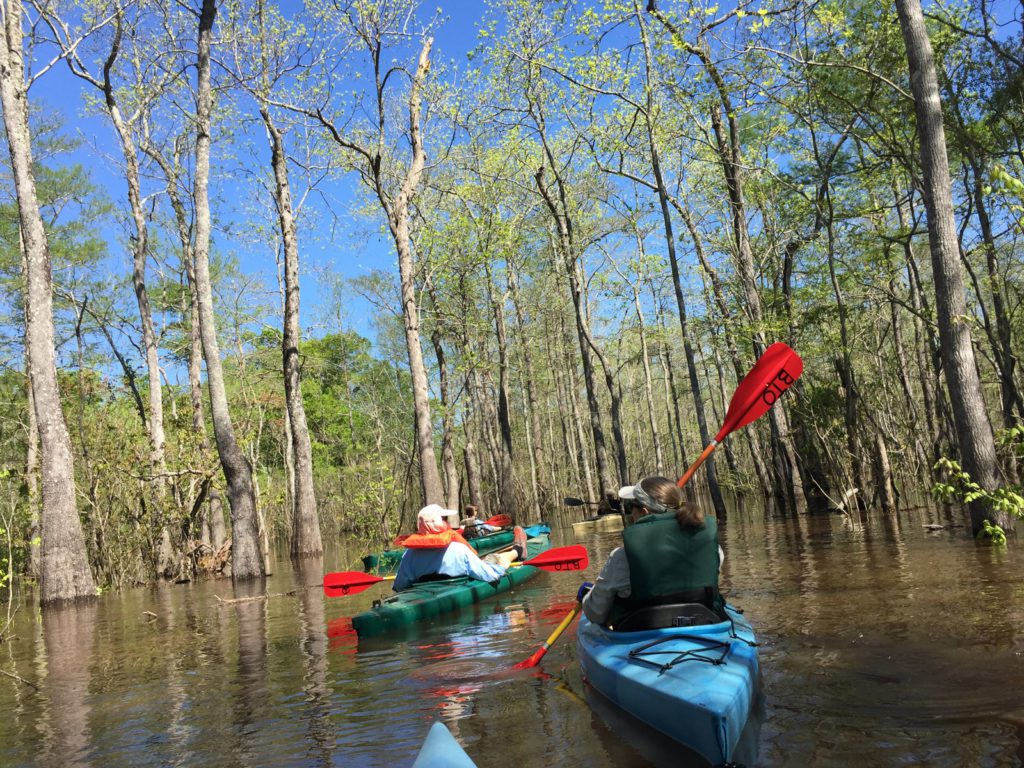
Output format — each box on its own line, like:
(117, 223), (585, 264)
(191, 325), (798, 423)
(352, 534), (551, 638)
(361, 523), (550, 575)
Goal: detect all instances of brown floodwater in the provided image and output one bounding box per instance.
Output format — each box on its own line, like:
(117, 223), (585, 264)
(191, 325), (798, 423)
(1, 503), (1022, 767)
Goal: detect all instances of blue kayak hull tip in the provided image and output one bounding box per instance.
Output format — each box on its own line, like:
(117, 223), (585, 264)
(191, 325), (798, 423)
(412, 721), (477, 768)
(577, 605), (759, 766)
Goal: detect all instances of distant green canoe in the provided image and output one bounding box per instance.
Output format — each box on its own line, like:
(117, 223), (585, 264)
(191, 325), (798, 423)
(351, 533), (551, 638)
(361, 523), (550, 575)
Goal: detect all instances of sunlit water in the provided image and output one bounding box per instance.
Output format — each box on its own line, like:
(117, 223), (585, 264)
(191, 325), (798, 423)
(1, 504), (1022, 767)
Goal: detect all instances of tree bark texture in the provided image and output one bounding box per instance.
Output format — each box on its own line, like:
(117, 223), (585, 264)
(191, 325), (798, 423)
(261, 107), (322, 557)
(535, 172), (615, 492)
(193, 0), (264, 579)
(635, 0), (724, 513)
(381, 39), (444, 506)
(464, 442), (483, 511)
(895, 0), (1006, 534)
(425, 280), (460, 510)
(0, 0), (96, 604)
(486, 265), (517, 519)
(509, 267), (552, 511)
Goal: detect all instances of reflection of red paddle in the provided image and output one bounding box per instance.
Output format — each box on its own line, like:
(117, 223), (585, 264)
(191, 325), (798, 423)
(322, 545), (589, 597)
(515, 343), (804, 670)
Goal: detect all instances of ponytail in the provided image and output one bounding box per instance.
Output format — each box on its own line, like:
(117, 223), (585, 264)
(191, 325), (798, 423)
(636, 476), (705, 530)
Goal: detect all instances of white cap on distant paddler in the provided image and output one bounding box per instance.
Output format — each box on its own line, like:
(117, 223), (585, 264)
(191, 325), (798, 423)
(417, 504), (460, 534)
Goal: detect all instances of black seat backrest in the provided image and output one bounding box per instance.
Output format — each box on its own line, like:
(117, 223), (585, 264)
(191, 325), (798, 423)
(612, 602), (724, 632)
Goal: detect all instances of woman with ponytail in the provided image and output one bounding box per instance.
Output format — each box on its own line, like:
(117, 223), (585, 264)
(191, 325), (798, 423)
(580, 476), (723, 628)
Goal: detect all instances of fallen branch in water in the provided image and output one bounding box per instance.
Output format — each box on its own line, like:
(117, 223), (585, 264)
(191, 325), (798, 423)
(1, 668), (38, 690)
(214, 592), (270, 605)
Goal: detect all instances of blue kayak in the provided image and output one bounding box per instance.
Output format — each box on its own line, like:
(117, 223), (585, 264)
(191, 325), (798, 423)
(412, 721), (476, 768)
(577, 603), (759, 766)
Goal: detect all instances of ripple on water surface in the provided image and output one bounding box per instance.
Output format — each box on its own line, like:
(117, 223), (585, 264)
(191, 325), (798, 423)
(1, 509), (1023, 767)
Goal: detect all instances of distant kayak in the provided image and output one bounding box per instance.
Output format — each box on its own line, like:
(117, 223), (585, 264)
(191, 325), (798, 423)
(412, 721), (476, 768)
(362, 523), (550, 575)
(352, 534), (552, 638)
(571, 515), (622, 536)
(577, 603), (759, 766)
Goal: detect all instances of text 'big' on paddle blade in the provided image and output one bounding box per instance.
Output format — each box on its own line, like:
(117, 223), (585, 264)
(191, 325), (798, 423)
(323, 570), (387, 597)
(523, 544), (589, 572)
(715, 342), (803, 443)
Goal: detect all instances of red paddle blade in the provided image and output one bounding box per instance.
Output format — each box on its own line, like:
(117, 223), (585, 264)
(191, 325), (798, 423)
(486, 514), (512, 527)
(392, 534), (411, 546)
(523, 545), (589, 572)
(323, 570), (385, 597)
(514, 648), (547, 669)
(715, 342), (803, 443)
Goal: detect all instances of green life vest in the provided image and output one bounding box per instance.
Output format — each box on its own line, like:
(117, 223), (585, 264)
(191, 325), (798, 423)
(620, 511), (720, 608)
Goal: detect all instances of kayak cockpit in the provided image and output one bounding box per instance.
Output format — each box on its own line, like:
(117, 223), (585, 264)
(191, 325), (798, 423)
(610, 602), (724, 632)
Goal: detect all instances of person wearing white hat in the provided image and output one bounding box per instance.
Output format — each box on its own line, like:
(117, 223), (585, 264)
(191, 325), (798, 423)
(580, 476), (724, 628)
(393, 504), (527, 591)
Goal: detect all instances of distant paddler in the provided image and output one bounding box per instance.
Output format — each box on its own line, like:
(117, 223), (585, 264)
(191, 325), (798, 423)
(393, 505), (528, 591)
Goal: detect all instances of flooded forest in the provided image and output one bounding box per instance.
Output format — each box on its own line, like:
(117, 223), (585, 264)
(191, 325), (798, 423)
(0, 0), (1020, 619)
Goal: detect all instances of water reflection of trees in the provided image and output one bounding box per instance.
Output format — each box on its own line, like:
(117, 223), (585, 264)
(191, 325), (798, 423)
(296, 557), (332, 766)
(232, 580), (267, 764)
(41, 603), (97, 765)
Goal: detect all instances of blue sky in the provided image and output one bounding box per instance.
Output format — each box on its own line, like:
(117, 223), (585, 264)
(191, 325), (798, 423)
(27, 0), (491, 358)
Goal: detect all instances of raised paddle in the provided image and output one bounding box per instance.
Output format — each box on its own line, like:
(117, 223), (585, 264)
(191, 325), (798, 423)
(515, 342), (803, 670)
(322, 545), (589, 597)
(677, 341), (803, 488)
(563, 497), (597, 507)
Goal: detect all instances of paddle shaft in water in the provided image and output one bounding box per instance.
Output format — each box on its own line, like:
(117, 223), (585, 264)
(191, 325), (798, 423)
(514, 604), (582, 669)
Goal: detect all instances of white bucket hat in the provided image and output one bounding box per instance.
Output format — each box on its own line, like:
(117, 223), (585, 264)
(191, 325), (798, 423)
(417, 503), (460, 533)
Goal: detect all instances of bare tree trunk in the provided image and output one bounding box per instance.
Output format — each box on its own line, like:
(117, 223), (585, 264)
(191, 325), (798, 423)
(874, 432), (897, 514)
(650, 4), (806, 509)
(370, 40), (444, 506)
(679, 205), (772, 496)
(261, 107), (322, 557)
(141, 136), (226, 551)
(635, 0), (724, 513)
(107, 36), (172, 575)
(557, 312), (597, 501)
(463, 442), (483, 511)
(946, 85), (1024, 430)
(424, 281), (459, 510)
(22, 282), (40, 577)
(194, 0), (263, 579)
(509, 267), (551, 510)
(896, 190), (943, 461)
(825, 200), (865, 501)
(896, 0), (1006, 534)
(531, 135), (613, 492)
(0, 0), (96, 604)
(485, 265), (516, 519)
(657, 333), (681, 471)
(631, 275), (663, 475)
